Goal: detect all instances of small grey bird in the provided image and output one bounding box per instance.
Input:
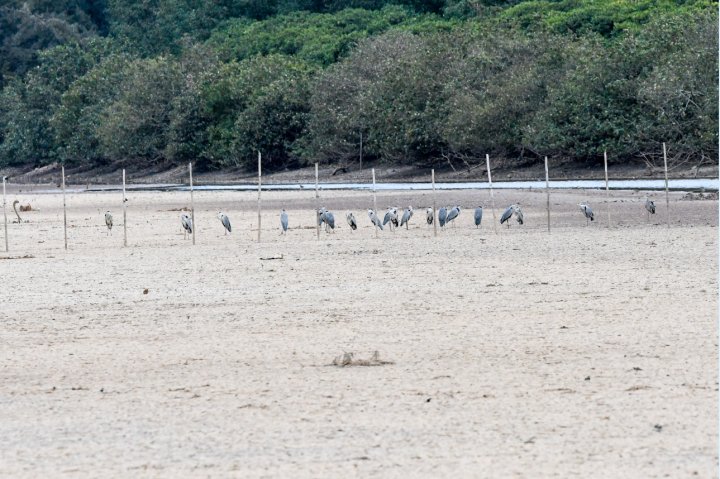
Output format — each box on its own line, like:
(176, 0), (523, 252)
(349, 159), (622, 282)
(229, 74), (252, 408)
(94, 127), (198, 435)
(280, 209), (289, 234)
(217, 212), (231, 234)
(400, 206), (413, 230)
(104, 211), (113, 235)
(181, 213), (193, 239)
(579, 203), (594, 225)
(438, 207), (448, 228)
(474, 207), (483, 228)
(445, 206), (461, 227)
(426, 207), (433, 226)
(368, 209), (383, 230)
(346, 211), (357, 231)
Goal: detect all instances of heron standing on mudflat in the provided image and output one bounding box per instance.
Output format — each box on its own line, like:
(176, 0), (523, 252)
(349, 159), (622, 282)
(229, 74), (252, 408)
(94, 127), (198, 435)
(368, 209), (383, 230)
(217, 212), (231, 234)
(579, 203), (594, 226)
(346, 212), (357, 231)
(400, 206), (413, 230)
(104, 211), (113, 235)
(474, 207), (483, 228)
(426, 207), (433, 226)
(438, 207), (448, 228)
(280, 209), (289, 234)
(446, 206), (461, 227)
(181, 213), (193, 239)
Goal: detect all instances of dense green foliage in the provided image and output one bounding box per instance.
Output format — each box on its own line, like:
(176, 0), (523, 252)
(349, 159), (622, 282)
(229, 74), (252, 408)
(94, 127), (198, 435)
(0, 0), (716, 171)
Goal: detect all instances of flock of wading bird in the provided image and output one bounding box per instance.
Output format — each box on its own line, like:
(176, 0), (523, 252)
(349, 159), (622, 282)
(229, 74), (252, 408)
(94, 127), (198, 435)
(99, 198), (658, 237)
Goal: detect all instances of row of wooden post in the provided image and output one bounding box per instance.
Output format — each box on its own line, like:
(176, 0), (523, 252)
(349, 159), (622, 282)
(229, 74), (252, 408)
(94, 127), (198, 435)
(0, 144), (675, 251)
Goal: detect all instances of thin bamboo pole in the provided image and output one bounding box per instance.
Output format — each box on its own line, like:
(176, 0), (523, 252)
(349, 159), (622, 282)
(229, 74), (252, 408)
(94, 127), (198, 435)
(372, 168), (378, 238)
(122, 169), (127, 247)
(315, 162), (320, 240)
(663, 142), (670, 228)
(2, 176), (7, 252)
(486, 154), (497, 234)
(189, 162), (195, 245)
(257, 152), (262, 243)
(545, 156), (551, 233)
(431, 169), (437, 238)
(604, 151), (611, 228)
(62, 165), (67, 250)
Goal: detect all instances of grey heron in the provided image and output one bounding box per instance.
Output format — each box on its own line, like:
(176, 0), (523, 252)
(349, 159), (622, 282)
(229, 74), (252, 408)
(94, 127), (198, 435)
(318, 207), (327, 227)
(645, 197), (656, 215)
(323, 211), (336, 232)
(500, 204), (523, 227)
(446, 206), (461, 227)
(180, 213), (193, 239)
(426, 207), (433, 226)
(400, 206), (413, 230)
(346, 212), (357, 231)
(104, 211), (113, 235)
(578, 203), (594, 225)
(280, 209), (289, 234)
(438, 207), (448, 228)
(217, 212), (231, 234)
(368, 209), (383, 230)
(383, 207), (398, 231)
(12, 200), (21, 223)
(474, 207), (483, 228)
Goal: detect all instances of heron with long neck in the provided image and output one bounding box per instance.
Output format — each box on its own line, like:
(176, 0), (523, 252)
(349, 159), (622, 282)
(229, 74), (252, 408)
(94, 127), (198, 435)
(12, 200), (21, 223)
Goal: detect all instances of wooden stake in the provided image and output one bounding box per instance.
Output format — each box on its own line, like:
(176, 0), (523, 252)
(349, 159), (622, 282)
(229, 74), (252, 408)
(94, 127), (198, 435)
(604, 151), (611, 228)
(486, 154), (497, 234)
(431, 169), (437, 238)
(359, 132), (363, 171)
(663, 142), (670, 228)
(2, 175), (7, 252)
(315, 162), (320, 240)
(122, 169), (127, 247)
(544, 156), (551, 233)
(372, 168), (378, 238)
(189, 162), (195, 245)
(62, 165), (67, 250)
(257, 151), (262, 243)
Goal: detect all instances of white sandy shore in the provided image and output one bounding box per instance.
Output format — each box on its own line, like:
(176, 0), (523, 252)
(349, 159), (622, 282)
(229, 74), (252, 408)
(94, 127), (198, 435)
(1, 188), (717, 477)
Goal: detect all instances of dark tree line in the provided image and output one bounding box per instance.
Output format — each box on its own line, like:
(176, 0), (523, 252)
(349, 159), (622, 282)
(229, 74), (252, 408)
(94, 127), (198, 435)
(0, 1), (716, 171)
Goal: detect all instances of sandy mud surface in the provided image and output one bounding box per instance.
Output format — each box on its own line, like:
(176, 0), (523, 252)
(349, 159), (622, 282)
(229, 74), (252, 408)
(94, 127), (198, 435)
(1, 187), (717, 477)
